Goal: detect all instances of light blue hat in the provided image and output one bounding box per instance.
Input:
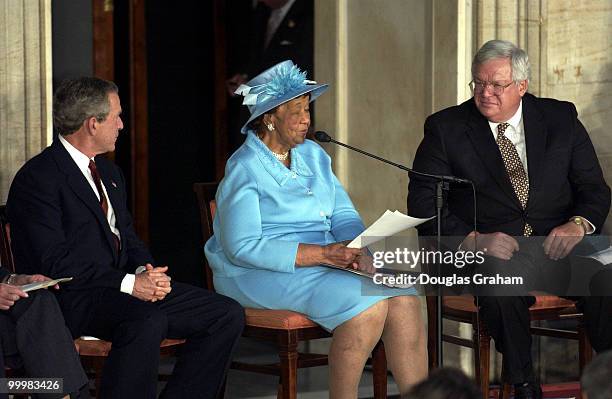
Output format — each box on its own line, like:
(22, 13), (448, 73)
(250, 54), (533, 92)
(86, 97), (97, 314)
(235, 60), (328, 134)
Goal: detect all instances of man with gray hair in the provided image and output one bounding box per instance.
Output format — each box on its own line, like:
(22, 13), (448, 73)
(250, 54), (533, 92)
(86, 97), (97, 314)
(409, 40), (610, 398)
(6, 77), (244, 398)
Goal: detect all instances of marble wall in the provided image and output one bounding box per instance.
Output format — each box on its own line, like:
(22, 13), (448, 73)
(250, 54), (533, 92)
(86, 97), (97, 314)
(0, 0), (53, 203)
(315, 0), (428, 226)
(545, 0), (612, 233)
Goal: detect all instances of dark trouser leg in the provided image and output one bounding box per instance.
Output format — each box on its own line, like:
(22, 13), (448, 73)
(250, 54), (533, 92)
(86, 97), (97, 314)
(579, 296), (612, 353)
(577, 270), (612, 352)
(81, 289), (168, 399)
(81, 284), (244, 399)
(0, 322), (7, 399)
(477, 296), (536, 384)
(7, 290), (88, 398)
(157, 282), (244, 399)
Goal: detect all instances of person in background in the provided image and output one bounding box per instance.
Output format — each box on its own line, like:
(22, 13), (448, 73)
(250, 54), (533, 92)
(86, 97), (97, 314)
(226, 0), (313, 151)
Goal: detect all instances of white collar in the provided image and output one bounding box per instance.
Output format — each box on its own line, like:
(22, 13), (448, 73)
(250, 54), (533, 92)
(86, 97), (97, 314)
(58, 134), (94, 174)
(489, 100), (523, 131)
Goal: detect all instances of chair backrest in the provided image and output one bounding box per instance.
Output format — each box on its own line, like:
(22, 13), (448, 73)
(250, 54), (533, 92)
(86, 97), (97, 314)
(0, 205), (15, 273)
(193, 183), (219, 292)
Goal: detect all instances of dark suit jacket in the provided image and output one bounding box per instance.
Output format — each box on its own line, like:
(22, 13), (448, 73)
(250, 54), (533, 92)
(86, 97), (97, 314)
(247, 0), (313, 77)
(408, 93), (611, 238)
(0, 268), (8, 281)
(6, 140), (153, 330)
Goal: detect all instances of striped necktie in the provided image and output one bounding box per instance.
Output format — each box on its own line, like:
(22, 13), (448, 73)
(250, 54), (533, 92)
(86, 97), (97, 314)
(88, 160), (121, 252)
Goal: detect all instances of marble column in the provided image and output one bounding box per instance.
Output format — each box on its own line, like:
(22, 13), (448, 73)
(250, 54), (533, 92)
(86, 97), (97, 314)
(0, 0), (53, 203)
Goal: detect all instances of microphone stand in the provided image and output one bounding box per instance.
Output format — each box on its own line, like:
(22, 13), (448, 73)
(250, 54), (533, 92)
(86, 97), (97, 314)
(315, 131), (474, 368)
(435, 180), (448, 367)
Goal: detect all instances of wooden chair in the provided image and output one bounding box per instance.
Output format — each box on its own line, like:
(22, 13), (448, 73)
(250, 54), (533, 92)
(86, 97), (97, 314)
(194, 182), (389, 399)
(427, 293), (593, 399)
(0, 205), (185, 397)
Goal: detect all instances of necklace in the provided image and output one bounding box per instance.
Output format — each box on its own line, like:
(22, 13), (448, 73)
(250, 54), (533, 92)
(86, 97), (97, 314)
(271, 150), (289, 161)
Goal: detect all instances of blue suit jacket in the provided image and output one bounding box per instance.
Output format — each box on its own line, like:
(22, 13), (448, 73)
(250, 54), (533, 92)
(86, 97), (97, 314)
(205, 132), (364, 278)
(6, 140), (153, 327)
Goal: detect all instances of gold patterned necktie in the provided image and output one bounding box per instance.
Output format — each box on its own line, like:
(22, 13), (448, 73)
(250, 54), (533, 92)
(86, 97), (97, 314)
(496, 123), (532, 236)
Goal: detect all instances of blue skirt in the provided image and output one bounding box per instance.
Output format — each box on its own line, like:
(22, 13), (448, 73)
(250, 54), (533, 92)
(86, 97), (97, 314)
(213, 266), (417, 331)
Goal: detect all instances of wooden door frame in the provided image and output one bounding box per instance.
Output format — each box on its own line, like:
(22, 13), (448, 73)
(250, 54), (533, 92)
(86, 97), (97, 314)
(92, 0), (149, 243)
(128, 0), (149, 243)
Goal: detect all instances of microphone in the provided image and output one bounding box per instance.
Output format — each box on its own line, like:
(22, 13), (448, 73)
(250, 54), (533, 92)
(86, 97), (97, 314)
(314, 131), (472, 184)
(315, 131), (477, 368)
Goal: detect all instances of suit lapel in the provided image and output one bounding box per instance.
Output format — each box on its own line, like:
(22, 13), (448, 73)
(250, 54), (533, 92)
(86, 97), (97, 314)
(464, 101), (522, 209)
(522, 94), (547, 210)
(50, 141), (119, 262)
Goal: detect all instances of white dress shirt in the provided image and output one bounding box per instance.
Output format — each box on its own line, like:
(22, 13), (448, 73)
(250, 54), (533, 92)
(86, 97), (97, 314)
(487, 100), (594, 234)
(58, 135), (136, 293)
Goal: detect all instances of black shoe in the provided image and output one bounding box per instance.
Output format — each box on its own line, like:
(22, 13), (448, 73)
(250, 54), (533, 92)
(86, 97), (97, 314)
(514, 382), (542, 399)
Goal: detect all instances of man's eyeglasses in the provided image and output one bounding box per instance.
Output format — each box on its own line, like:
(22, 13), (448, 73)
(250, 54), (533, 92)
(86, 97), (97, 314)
(469, 80), (515, 95)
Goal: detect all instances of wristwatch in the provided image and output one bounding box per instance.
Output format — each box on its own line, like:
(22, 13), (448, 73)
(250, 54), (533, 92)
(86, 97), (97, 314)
(572, 217), (587, 233)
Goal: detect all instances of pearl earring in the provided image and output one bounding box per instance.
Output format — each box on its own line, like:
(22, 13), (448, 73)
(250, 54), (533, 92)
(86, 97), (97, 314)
(266, 122), (275, 131)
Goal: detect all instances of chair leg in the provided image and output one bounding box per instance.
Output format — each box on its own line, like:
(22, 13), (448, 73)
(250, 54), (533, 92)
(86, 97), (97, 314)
(501, 383), (512, 399)
(93, 357), (104, 399)
(578, 323), (594, 376)
(426, 296), (439, 370)
(473, 322), (491, 399)
(371, 340), (387, 399)
(499, 362), (511, 399)
(278, 332), (298, 399)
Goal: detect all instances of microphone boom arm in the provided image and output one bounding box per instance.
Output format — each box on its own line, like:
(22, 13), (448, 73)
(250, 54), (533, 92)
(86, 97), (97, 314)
(315, 131), (471, 184)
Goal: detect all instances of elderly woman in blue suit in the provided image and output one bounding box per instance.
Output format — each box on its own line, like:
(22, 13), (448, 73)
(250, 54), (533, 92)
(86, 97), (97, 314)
(205, 61), (427, 397)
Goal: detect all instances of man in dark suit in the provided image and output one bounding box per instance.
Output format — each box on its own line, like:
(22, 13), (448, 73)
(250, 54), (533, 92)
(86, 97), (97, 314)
(227, 0), (313, 91)
(6, 77), (244, 398)
(226, 0), (313, 151)
(408, 40), (611, 399)
(0, 268), (89, 399)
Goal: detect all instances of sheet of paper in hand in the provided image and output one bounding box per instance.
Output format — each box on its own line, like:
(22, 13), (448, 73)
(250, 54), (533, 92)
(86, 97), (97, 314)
(20, 277), (73, 293)
(347, 210), (434, 249)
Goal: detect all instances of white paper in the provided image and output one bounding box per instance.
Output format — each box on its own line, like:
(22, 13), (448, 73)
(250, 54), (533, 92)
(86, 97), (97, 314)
(580, 246), (612, 265)
(79, 336), (101, 341)
(347, 210), (434, 249)
(19, 277), (73, 293)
